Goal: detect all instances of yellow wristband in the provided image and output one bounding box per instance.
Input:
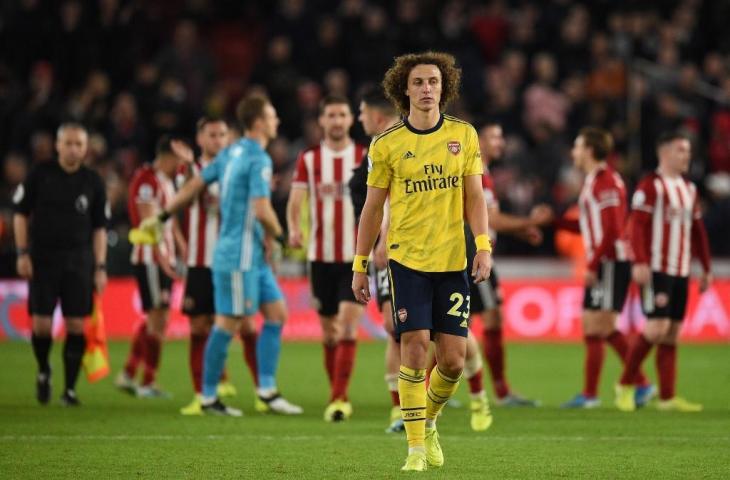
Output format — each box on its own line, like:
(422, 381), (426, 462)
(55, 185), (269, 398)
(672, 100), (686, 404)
(352, 255), (369, 273)
(475, 234), (492, 253)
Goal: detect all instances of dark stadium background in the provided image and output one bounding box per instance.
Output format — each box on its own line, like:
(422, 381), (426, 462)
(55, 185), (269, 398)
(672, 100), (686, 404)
(0, 0), (728, 274)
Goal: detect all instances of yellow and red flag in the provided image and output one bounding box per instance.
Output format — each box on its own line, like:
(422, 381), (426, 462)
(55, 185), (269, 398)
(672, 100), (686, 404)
(82, 297), (110, 382)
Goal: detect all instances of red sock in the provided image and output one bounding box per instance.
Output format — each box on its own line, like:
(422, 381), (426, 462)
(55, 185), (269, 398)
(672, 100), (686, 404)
(189, 333), (207, 393)
(240, 332), (258, 386)
(619, 334), (653, 386)
(124, 322), (147, 378)
(484, 328), (509, 398)
(607, 330), (650, 387)
(583, 335), (604, 398)
(468, 369), (484, 395)
(323, 343), (337, 386)
(390, 390), (400, 407)
(330, 339), (357, 402)
(425, 356), (437, 388)
(656, 344), (677, 400)
(142, 333), (162, 386)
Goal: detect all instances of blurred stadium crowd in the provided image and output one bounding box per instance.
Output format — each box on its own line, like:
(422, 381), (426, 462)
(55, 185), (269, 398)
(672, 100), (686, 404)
(2, 0), (730, 276)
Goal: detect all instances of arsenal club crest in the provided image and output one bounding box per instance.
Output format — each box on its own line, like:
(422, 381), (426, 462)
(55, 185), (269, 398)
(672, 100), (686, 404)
(447, 141), (461, 155)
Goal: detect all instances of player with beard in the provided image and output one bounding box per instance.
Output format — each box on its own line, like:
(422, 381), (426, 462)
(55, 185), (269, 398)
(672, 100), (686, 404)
(288, 95), (367, 422)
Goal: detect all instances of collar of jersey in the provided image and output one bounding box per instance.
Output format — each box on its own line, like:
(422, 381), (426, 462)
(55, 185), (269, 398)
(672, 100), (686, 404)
(403, 113), (444, 135)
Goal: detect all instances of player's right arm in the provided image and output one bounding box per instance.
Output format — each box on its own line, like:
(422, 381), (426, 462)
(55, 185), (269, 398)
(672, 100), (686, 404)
(628, 178), (655, 285)
(352, 186), (388, 303)
(353, 137), (392, 303)
(286, 187), (306, 248)
(286, 151), (309, 248)
(690, 188), (712, 292)
(250, 152), (283, 240)
(12, 166), (38, 279)
(13, 214), (31, 279)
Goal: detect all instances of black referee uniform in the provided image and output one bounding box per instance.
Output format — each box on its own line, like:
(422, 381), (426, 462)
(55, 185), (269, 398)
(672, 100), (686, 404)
(14, 159), (107, 404)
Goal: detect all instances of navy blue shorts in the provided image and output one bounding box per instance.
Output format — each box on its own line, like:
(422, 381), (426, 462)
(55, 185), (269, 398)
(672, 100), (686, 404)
(387, 260), (471, 341)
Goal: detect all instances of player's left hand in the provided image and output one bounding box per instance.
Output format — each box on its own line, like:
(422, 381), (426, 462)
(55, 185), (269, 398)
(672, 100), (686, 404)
(157, 248), (178, 280)
(699, 271), (713, 293)
(264, 235), (283, 271)
(523, 226), (543, 246)
(136, 215), (164, 244)
(171, 139), (195, 164)
(352, 272), (370, 304)
(584, 269), (598, 287)
(94, 268), (107, 294)
(471, 251), (492, 283)
(529, 204), (554, 226)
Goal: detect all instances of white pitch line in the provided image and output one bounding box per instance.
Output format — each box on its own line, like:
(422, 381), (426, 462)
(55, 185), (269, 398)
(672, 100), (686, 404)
(1, 434), (728, 442)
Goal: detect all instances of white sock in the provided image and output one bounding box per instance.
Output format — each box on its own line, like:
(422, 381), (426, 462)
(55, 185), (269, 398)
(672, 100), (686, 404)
(425, 418), (435, 429)
(408, 446), (426, 455)
(257, 387), (277, 398)
(470, 390), (486, 401)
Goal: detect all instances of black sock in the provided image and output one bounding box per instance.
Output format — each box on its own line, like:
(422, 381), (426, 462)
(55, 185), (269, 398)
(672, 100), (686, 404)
(31, 333), (52, 375)
(63, 333), (86, 392)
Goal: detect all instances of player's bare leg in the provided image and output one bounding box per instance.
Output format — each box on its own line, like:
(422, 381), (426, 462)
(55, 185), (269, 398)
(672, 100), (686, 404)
(31, 315), (53, 405)
(482, 308), (538, 406)
(465, 331), (492, 431)
(324, 301), (362, 421)
(254, 300), (302, 415)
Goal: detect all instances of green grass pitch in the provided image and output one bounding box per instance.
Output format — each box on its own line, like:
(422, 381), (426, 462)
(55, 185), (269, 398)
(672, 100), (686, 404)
(1, 340), (728, 479)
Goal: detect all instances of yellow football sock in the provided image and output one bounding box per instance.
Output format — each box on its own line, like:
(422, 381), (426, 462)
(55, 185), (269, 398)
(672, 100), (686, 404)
(426, 366), (461, 422)
(398, 366), (427, 449)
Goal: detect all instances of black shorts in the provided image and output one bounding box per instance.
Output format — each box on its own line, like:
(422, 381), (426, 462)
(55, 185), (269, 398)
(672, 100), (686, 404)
(29, 250), (93, 317)
(133, 264), (173, 312)
(308, 261), (358, 316)
(388, 260), (471, 341)
(370, 264), (391, 311)
(183, 266), (214, 316)
(640, 272), (689, 321)
(470, 267), (501, 314)
(583, 261), (631, 312)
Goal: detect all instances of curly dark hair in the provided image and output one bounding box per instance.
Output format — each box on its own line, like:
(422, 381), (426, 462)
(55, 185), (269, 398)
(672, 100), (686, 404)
(382, 51), (462, 115)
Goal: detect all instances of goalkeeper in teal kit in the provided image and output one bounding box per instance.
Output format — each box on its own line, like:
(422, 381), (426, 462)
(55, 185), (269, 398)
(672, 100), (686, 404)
(135, 95), (301, 415)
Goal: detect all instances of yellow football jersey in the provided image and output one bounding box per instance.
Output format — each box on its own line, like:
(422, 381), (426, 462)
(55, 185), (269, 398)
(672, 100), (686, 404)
(367, 114), (483, 272)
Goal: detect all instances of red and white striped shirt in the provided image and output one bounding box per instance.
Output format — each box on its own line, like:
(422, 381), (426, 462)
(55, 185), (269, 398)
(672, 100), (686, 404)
(128, 165), (176, 266)
(292, 142), (366, 262)
(578, 165), (629, 270)
(629, 172), (711, 277)
(178, 160), (219, 267)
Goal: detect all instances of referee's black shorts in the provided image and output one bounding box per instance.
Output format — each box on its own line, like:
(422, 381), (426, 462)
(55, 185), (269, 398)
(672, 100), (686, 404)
(29, 249), (94, 317)
(133, 264), (173, 312)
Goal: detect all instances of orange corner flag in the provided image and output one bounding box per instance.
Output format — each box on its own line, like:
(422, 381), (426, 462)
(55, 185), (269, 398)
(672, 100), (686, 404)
(82, 297), (110, 383)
